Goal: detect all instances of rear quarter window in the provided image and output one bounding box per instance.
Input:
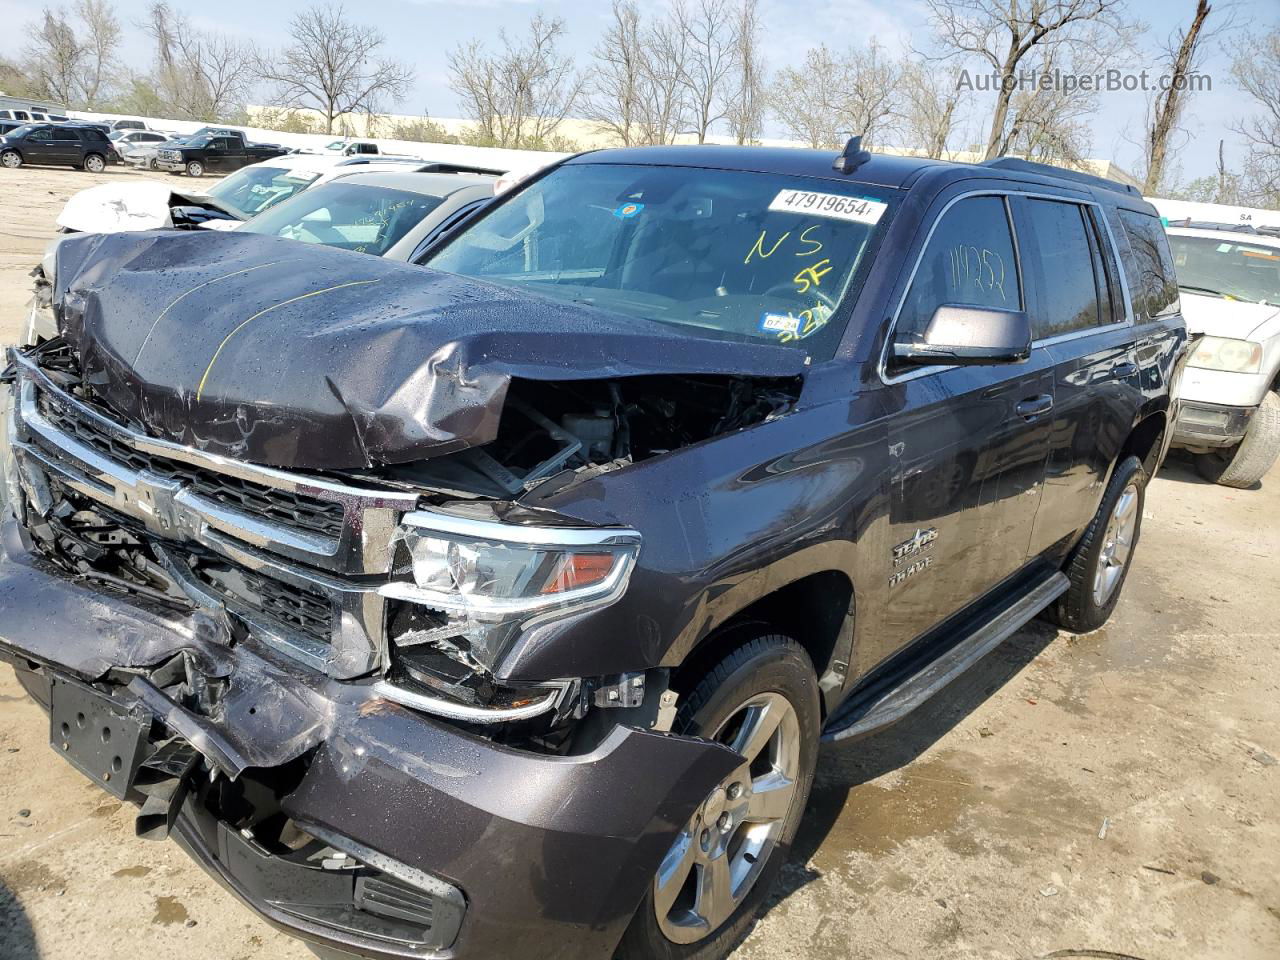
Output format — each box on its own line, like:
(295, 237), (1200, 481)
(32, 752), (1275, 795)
(1117, 209), (1180, 321)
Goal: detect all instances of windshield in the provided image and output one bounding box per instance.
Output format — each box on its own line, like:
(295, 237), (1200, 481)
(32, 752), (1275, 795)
(239, 182), (443, 256)
(207, 165), (322, 218)
(1168, 234), (1280, 306)
(425, 162), (898, 355)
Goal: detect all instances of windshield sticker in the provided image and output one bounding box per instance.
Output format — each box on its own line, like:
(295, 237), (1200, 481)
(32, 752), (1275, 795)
(614, 202), (645, 219)
(760, 312), (802, 335)
(768, 189), (887, 224)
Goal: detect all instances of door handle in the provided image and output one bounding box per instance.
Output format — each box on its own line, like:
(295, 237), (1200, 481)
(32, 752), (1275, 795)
(1111, 361), (1139, 378)
(1015, 394), (1054, 419)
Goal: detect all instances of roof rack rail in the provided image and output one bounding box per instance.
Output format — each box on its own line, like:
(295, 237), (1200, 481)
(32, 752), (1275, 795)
(982, 156), (1139, 196)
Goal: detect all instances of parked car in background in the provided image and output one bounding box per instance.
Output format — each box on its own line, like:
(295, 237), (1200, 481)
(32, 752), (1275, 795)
(237, 169), (495, 259)
(155, 129), (288, 177)
(108, 129), (170, 162)
(0, 108), (70, 123)
(109, 118), (147, 131)
(0, 145), (1187, 960)
(1166, 224), (1280, 486)
(0, 123), (115, 171)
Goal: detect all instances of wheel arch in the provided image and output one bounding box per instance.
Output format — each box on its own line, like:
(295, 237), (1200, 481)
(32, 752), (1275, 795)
(671, 567), (856, 719)
(1119, 407), (1168, 478)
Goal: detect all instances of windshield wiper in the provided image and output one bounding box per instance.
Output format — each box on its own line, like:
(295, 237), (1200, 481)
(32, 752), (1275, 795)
(1178, 284), (1235, 299)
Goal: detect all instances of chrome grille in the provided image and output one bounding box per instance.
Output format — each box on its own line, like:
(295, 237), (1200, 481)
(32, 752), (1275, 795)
(35, 393), (347, 540)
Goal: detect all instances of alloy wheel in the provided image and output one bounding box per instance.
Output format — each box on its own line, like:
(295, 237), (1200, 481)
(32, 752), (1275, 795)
(85, 154), (104, 173)
(654, 691), (801, 944)
(1092, 482), (1138, 606)
(1, 151), (19, 169)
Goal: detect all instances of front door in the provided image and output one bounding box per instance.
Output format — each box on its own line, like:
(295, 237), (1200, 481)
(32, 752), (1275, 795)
(21, 126), (57, 164)
(879, 193), (1053, 658)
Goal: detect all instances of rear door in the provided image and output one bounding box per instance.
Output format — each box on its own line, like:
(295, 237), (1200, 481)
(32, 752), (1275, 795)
(878, 191), (1055, 655)
(217, 136), (247, 170)
(1018, 196), (1145, 557)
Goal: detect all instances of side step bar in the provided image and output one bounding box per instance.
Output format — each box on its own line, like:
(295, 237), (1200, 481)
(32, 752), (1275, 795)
(822, 571), (1069, 743)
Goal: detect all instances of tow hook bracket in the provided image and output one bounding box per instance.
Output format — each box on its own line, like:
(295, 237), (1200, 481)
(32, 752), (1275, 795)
(134, 738), (200, 841)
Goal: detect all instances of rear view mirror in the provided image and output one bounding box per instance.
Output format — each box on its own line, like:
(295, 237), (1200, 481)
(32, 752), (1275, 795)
(894, 305), (1031, 366)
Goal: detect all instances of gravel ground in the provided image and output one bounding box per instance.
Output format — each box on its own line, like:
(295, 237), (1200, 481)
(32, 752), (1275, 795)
(1, 162), (1277, 960)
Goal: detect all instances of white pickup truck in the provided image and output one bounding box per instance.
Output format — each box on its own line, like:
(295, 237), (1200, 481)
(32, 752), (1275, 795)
(1166, 224), (1280, 486)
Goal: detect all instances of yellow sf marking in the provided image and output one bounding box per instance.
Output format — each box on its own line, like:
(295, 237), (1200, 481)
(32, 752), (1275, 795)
(195, 279), (380, 401)
(133, 259), (300, 365)
(793, 258), (832, 293)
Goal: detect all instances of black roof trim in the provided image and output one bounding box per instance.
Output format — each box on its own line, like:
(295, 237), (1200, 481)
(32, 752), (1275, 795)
(983, 156), (1138, 196)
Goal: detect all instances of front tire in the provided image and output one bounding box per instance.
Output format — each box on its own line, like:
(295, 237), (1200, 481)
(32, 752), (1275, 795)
(1044, 455), (1146, 633)
(617, 630), (819, 960)
(185, 160), (204, 177)
(1194, 391), (1280, 488)
(0, 149), (21, 169)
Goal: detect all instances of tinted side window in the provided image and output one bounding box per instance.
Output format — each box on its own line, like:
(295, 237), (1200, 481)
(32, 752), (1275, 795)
(51, 127), (79, 142)
(1117, 209), (1180, 320)
(83, 129), (108, 143)
(897, 195), (1021, 344)
(1024, 199), (1104, 338)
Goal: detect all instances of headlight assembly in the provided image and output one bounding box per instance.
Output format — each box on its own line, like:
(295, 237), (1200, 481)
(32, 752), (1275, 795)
(1188, 336), (1263, 373)
(380, 509), (641, 620)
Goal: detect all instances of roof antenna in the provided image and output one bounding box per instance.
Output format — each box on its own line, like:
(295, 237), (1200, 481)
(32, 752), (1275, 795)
(832, 135), (871, 174)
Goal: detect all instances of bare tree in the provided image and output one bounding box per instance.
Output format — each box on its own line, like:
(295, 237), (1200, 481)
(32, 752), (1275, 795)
(1143, 0), (1226, 193)
(926, 0), (1130, 161)
(637, 12), (691, 144)
(255, 3), (413, 134)
(675, 0), (736, 142)
(24, 9), (83, 106)
(770, 45), (845, 148)
(1000, 47), (1097, 166)
(584, 1), (646, 146)
(74, 0), (119, 106)
(143, 2), (253, 121)
(1231, 26), (1280, 206)
(724, 0), (765, 143)
(899, 60), (961, 158)
(770, 42), (899, 150)
(448, 14), (582, 148)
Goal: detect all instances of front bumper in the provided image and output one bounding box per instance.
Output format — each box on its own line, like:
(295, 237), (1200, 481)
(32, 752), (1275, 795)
(1172, 399), (1256, 448)
(0, 522), (739, 959)
(156, 159), (185, 171)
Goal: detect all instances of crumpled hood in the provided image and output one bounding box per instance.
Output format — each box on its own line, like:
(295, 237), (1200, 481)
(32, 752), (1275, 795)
(51, 230), (806, 470)
(1179, 292), (1280, 339)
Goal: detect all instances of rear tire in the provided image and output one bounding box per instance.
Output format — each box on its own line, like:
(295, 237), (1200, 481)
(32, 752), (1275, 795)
(185, 160), (203, 177)
(616, 630), (819, 960)
(1194, 391), (1280, 488)
(83, 152), (106, 173)
(0, 149), (21, 169)
(1043, 455), (1146, 633)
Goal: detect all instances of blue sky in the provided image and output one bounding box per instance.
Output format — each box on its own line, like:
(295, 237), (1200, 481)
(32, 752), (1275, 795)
(3, 0), (1276, 183)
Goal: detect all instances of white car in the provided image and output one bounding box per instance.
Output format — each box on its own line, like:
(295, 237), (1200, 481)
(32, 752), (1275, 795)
(1166, 225), (1280, 486)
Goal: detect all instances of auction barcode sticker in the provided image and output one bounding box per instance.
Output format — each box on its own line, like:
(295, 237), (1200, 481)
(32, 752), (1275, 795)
(768, 189), (887, 224)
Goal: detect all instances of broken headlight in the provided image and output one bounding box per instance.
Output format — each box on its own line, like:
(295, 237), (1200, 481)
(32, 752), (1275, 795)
(380, 509), (641, 618)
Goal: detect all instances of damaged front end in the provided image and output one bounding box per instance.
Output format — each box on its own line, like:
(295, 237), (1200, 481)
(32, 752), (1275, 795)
(0, 232), (802, 957)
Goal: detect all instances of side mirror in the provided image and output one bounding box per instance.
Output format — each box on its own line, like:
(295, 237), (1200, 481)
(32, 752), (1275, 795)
(893, 304), (1031, 366)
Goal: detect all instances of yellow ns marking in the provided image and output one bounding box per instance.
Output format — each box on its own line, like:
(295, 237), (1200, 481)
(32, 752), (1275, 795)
(195, 279), (380, 401)
(132, 259), (299, 365)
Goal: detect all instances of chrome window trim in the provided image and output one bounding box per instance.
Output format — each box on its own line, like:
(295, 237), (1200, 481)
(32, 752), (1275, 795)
(877, 189), (1138, 386)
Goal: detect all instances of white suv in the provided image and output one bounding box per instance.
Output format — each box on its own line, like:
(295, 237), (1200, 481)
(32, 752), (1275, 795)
(1167, 225), (1280, 486)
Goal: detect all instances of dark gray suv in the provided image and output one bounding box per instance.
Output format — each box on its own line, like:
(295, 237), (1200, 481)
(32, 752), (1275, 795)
(0, 142), (1188, 960)
(0, 122), (115, 172)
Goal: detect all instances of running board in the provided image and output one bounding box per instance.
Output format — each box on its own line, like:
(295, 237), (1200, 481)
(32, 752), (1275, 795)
(822, 571), (1069, 743)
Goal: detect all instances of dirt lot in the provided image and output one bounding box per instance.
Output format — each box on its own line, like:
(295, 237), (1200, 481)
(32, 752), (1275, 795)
(1, 163), (1277, 960)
